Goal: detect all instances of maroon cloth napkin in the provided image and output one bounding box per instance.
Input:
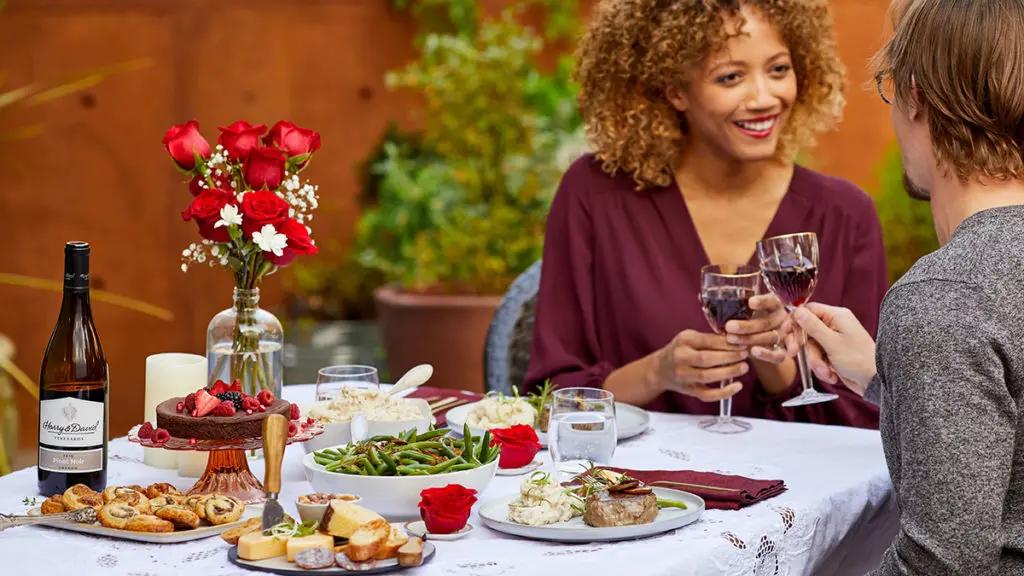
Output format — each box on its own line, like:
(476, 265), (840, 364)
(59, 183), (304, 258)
(406, 386), (483, 427)
(602, 467), (786, 511)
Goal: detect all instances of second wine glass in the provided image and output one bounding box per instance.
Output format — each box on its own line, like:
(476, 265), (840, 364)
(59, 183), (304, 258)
(756, 232), (838, 407)
(698, 264), (759, 434)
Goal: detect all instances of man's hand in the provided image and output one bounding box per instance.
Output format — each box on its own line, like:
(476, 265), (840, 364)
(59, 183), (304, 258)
(782, 303), (877, 396)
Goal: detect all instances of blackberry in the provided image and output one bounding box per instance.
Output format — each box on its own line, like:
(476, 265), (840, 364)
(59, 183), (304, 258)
(216, 391), (244, 410)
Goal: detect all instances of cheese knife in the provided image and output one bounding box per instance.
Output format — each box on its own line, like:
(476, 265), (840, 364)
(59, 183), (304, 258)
(261, 413), (287, 530)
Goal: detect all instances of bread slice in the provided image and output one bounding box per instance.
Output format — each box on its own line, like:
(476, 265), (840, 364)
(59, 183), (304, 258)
(319, 501), (384, 538)
(372, 525), (410, 560)
(221, 517), (261, 545)
(345, 519), (390, 562)
(397, 537), (425, 567)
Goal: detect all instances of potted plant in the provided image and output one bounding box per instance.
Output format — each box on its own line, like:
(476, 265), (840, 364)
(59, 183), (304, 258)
(356, 1), (584, 391)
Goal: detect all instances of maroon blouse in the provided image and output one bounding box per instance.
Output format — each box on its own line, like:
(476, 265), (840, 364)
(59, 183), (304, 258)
(525, 155), (888, 429)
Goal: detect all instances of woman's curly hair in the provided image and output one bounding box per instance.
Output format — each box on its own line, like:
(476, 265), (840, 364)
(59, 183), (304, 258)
(576, 0), (846, 189)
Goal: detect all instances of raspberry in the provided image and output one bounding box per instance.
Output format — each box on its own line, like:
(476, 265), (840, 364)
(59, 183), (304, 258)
(289, 403), (300, 420)
(183, 392), (197, 414)
(306, 417), (314, 426)
(242, 396), (261, 412)
(228, 379), (242, 393)
(213, 400), (236, 417)
(152, 428), (170, 445)
(257, 404), (266, 413)
(257, 389), (275, 407)
(216, 391), (244, 410)
(138, 422), (154, 439)
(175, 401), (185, 413)
(288, 422), (298, 437)
(210, 380), (230, 396)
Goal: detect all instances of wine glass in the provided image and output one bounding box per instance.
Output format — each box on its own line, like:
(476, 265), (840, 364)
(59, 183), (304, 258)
(315, 365), (379, 401)
(756, 232), (838, 407)
(548, 387), (617, 479)
(697, 264), (759, 434)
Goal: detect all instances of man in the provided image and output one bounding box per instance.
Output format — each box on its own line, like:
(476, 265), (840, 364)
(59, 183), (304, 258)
(785, 0), (1024, 573)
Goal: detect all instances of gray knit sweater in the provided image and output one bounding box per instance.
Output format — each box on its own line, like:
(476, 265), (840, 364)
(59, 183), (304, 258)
(865, 206), (1024, 575)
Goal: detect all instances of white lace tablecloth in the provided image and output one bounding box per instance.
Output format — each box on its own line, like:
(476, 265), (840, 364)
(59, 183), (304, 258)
(0, 385), (897, 576)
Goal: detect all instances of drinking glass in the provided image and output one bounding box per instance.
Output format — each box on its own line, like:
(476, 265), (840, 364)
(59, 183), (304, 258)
(548, 387), (617, 478)
(315, 365), (380, 401)
(698, 264), (759, 434)
(756, 232), (838, 407)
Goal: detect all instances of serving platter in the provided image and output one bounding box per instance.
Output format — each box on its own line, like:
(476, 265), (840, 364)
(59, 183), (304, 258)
(445, 401), (651, 445)
(478, 487), (704, 543)
(26, 505), (261, 544)
(228, 541), (436, 575)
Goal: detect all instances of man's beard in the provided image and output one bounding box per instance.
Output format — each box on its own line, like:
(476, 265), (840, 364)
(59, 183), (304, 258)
(903, 172), (931, 201)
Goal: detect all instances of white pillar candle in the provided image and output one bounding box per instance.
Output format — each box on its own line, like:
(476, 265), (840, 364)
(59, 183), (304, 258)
(177, 451), (209, 477)
(143, 353), (206, 469)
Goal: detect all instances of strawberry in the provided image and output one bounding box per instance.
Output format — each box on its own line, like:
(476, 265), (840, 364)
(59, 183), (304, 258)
(257, 389), (275, 407)
(183, 392), (197, 414)
(194, 389), (221, 417)
(138, 422), (154, 439)
(228, 379), (242, 393)
(213, 400), (236, 417)
(152, 428), (170, 445)
(287, 422), (298, 437)
(289, 403), (300, 420)
(210, 380), (230, 396)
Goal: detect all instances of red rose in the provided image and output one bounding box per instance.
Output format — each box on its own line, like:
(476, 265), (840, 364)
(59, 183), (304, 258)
(181, 189), (235, 242)
(244, 146), (287, 190)
(266, 217), (318, 266)
(240, 190), (290, 236)
(264, 120), (321, 166)
(162, 120), (211, 170)
(490, 424), (542, 469)
(218, 120), (267, 162)
(189, 172), (232, 197)
(418, 484), (477, 534)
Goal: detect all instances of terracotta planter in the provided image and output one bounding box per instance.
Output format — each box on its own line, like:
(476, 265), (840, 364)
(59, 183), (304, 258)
(374, 285), (501, 394)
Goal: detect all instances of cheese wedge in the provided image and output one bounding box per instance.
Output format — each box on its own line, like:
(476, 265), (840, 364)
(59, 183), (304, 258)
(286, 533), (335, 562)
(237, 531), (288, 561)
(319, 501), (384, 538)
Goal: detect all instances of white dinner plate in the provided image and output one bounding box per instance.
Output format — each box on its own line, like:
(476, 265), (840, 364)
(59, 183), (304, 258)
(228, 540), (436, 574)
(479, 487), (703, 543)
(445, 401), (651, 445)
(28, 505), (261, 544)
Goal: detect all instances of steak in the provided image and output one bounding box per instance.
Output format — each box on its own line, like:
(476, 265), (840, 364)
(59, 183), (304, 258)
(583, 491), (658, 527)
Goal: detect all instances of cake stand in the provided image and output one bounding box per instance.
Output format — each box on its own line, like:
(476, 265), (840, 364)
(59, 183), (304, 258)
(128, 422), (323, 504)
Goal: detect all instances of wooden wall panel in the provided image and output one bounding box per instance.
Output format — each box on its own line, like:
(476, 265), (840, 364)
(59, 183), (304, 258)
(0, 0), (895, 469)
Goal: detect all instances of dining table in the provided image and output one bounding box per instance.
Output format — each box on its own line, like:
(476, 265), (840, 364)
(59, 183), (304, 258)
(0, 384), (898, 576)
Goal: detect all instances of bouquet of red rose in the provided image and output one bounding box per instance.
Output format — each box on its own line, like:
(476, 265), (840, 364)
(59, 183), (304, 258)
(163, 119), (322, 396)
(163, 119), (321, 282)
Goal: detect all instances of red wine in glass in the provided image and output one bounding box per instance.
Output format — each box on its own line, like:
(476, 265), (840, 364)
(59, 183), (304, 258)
(761, 263), (817, 308)
(701, 286), (756, 333)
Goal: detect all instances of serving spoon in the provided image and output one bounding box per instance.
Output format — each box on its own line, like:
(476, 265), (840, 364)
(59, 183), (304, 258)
(387, 364), (434, 397)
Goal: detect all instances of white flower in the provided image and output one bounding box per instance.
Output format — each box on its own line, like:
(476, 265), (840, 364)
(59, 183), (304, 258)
(181, 263), (188, 273)
(215, 204), (243, 229)
(252, 223), (288, 257)
(182, 248), (191, 257)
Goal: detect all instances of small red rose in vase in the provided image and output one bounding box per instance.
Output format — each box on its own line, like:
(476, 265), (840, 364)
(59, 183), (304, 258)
(163, 119), (322, 398)
(418, 484), (478, 534)
(490, 424), (542, 469)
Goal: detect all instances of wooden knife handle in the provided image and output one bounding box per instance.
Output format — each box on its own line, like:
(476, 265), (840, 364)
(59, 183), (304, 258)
(262, 413), (288, 495)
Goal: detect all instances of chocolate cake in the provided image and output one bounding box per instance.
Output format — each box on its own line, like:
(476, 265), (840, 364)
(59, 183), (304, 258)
(156, 397), (291, 440)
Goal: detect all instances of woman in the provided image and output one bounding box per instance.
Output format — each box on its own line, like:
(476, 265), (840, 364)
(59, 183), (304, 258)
(525, 0), (887, 428)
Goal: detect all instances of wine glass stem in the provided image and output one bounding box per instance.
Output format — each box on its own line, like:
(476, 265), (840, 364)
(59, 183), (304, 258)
(794, 322), (814, 393)
(719, 380), (732, 419)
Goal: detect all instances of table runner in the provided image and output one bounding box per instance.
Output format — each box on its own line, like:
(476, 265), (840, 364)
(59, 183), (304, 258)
(0, 384), (898, 576)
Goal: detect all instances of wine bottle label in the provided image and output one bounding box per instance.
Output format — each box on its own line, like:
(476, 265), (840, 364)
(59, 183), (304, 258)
(39, 397), (104, 448)
(38, 446), (104, 473)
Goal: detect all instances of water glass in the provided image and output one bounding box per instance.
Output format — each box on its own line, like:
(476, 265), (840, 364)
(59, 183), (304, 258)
(548, 387), (617, 478)
(315, 365), (380, 401)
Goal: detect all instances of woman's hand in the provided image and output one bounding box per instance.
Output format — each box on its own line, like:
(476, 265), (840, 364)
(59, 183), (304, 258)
(648, 330), (749, 402)
(723, 294), (788, 364)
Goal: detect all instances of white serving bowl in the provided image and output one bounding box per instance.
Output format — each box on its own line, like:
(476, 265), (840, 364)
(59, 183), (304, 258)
(302, 449), (499, 520)
(301, 398), (432, 454)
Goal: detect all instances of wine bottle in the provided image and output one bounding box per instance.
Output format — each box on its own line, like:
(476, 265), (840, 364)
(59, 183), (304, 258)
(38, 241), (109, 494)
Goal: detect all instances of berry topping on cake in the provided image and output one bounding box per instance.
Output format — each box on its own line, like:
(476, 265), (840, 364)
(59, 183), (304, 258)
(175, 401), (185, 413)
(194, 389), (221, 417)
(213, 400), (236, 417)
(138, 421), (154, 439)
(288, 422), (298, 437)
(289, 403), (300, 420)
(183, 392), (197, 414)
(217, 391), (244, 410)
(242, 396), (261, 412)
(257, 389), (275, 407)
(152, 428), (170, 445)
(210, 379), (229, 396)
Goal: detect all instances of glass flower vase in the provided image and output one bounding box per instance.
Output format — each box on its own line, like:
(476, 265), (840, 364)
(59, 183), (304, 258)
(206, 287), (283, 399)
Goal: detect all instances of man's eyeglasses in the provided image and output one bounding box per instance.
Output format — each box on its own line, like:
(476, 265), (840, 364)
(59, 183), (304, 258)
(875, 72), (895, 105)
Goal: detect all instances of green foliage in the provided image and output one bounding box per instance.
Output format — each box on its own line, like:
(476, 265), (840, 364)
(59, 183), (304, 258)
(357, 2), (584, 294)
(873, 145), (939, 283)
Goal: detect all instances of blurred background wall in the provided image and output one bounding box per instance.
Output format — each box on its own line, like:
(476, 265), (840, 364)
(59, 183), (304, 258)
(0, 0), (912, 469)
